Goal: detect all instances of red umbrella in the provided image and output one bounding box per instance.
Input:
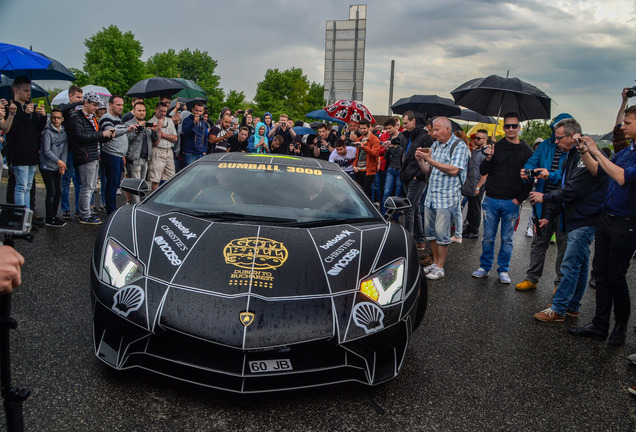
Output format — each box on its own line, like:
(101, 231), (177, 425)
(324, 100), (375, 124)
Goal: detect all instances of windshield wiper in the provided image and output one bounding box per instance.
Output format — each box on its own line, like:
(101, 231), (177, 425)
(186, 211), (298, 224)
(285, 217), (382, 228)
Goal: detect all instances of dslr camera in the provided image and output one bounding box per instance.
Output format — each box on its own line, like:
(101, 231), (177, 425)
(524, 169), (539, 179)
(626, 86), (636, 98)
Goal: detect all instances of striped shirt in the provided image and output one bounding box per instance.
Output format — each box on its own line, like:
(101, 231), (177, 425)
(424, 134), (469, 209)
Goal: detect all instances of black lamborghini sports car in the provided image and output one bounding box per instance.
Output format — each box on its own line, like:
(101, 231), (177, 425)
(91, 153), (427, 393)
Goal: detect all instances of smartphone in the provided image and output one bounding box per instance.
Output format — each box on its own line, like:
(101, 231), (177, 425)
(145, 122), (154, 127)
(37, 100), (45, 109)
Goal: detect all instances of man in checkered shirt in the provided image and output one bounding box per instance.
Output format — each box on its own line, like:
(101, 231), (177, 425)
(415, 117), (469, 280)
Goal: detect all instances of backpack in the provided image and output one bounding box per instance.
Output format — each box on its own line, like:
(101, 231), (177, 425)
(461, 148), (481, 196)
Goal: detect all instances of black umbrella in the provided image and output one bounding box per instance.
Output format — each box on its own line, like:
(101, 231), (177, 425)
(600, 131), (613, 141)
(450, 119), (463, 133)
(451, 74), (551, 121)
(451, 108), (497, 124)
(126, 77), (186, 98)
(391, 95), (461, 118)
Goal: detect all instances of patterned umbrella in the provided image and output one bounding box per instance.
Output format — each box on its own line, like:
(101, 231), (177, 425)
(323, 100), (375, 124)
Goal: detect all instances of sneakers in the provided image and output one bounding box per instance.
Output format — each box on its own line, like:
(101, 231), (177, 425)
(472, 268), (489, 278)
(426, 267), (444, 280)
(91, 206), (98, 215)
(99, 204), (107, 213)
(45, 217), (66, 227)
(451, 235), (462, 244)
(61, 211), (71, 220)
(498, 272), (511, 284)
(526, 227), (534, 237)
(515, 280), (537, 291)
(566, 310), (579, 318)
(628, 386), (636, 396)
(423, 263), (437, 274)
(79, 216), (102, 225)
(533, 308), (565, 322)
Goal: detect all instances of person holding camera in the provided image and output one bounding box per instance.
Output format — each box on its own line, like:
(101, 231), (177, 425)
(515, 114), (573, 292)
(99, 95), (137, 214)
(380, 117), (405, 215)
(180, 101), (208, 165)
(567, 105), (636, 345)
(268, 114), (296, 148)
(67, 91), (115, 224)
(124, 102), (155, 203)
(529, 118), (607, 323)
(148, 102), (177, 189)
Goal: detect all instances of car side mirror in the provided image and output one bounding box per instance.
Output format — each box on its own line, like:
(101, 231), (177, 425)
(120, 178), (150, 200)
(383, 196), (411, 221)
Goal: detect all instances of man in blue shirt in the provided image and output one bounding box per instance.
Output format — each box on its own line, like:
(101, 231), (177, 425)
(181, 101), (209, 166)
(567, 105), (636, 346)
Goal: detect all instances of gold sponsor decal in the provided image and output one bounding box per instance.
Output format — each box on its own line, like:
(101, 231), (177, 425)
(240, 311), (255, 327)
(224, 237), (288, 270)
(229, 269), (274, 289)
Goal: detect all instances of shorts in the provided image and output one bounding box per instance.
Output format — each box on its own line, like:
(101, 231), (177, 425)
(424, 205), (455, 245)
(148, 147), (175, 183)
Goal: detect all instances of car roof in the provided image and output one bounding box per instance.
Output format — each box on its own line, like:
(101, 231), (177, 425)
(200, 153), (342, 172)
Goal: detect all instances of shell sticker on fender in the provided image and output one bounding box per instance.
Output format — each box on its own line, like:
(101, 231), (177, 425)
(223, 237), (288, 270)
(352, 302), (385, 334)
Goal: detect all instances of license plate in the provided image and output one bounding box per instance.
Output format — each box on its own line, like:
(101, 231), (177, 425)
(248, 359), (293, 374)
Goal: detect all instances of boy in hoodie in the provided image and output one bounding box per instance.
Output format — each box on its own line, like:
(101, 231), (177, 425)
(515, 113), (572, 292)
(40, 109), (68, 227)
(472, 112), (534, 284)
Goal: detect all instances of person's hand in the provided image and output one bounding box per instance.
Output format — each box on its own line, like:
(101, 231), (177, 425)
(127, 124), (138, 133)
(103, 129), (114, 139)
(24, 103), (34, 114)
(0, 99), (7, 107)
(34, 104), (45, 116)
(172, 110), (181, 124)
(8, 101), (17, 115)
(531, 168), (549, 180)
(622, 87), (631, 101)
(417, 147), (431, 162)
(538, 218), (549, 228)
(0, 246), (24, 294)
(57, 160), (67, 172)
(520, 168), (528, 181)
(577, 135), (599, 156)
(483, 144), (494, 159)
(512, 198), (521, 206)
(529, 191), (543, 204)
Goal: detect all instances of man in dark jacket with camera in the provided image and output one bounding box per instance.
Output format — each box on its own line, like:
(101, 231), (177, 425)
(67, 91), (114, 224)
(399, 111), (433, 249)
(529, 118), (607, 323)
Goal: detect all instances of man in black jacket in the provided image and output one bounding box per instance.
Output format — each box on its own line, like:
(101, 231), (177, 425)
(67, 91), (114, 224)
(529, 118), (607, 323)
(472, 112), (533, 284)
(399, 111), (432, 249)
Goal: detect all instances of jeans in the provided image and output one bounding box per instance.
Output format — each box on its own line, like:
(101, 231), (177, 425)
(371, 170), (385, 203)
(61, 151), (80, 213)
(41, 168), (62, 220)
(424, 205), (455, 245)
(453, 201), (463, 238)
(550, 225), (596, 316)
(77, 160), (99, 219)
(99, 160), (107, 207)
(404, 179), (427, 244)
(102, 152), (124, 215)
(382, 167), (403, 214)
(479, 196), (520, 273)
(592, 215), (636, 331)
(184, 152), (205, 166)
(11, 165), (36, 208)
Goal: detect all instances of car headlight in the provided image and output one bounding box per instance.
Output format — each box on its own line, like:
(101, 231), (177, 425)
(102, 239), (144, 288)
(359, 259), (404, 305)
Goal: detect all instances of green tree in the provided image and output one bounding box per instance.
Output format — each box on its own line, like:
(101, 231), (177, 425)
(223, 90), (247, 113)
(145, 49), (180, 79)
(254, 67), (323, 120)
(75, 25), (149, 96)
(521, 119), (553, 147)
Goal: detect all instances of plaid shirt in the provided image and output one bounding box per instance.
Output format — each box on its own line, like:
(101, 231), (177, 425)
(424, 134), (469, 209)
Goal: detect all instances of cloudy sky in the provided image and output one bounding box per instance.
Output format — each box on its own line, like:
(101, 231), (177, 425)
(2, 0), (635, 133)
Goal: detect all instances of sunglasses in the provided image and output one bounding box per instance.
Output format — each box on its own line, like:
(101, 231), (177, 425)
(555, 135), (570, 141)
(503, 124), (519, 129)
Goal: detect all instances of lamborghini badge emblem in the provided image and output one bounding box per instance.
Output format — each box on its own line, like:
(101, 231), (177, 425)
(240, 312), (255, 327)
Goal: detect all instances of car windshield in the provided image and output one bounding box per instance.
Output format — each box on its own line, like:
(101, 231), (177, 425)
(146, 159), (382, 225)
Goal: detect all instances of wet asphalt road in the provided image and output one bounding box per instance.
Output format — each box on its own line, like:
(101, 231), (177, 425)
(2, 183), (636, 432)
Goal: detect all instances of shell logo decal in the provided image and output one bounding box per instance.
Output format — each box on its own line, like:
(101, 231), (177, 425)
(352, 302), (385, 334)
(112, 285), (144, 317)
(223, 237), (288, 270)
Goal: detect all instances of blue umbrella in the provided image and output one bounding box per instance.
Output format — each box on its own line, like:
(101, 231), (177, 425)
(0, 75), (48, 100)
(292, 126), (316, 135)
(305, 109), (346, 125)
(0, 43), (51, 76)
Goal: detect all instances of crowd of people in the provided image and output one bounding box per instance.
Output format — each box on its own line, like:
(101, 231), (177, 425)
(0, 79), (634, 367)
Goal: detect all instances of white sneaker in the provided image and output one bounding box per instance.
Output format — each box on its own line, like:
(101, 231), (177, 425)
(423, 263), (437, 274)
(499, 272), (511, 284)
(526, 227), (534, 237)
(426, 267), (445, 280)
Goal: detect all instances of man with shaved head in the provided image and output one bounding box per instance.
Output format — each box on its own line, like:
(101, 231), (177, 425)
(415, 117), (469, 280)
